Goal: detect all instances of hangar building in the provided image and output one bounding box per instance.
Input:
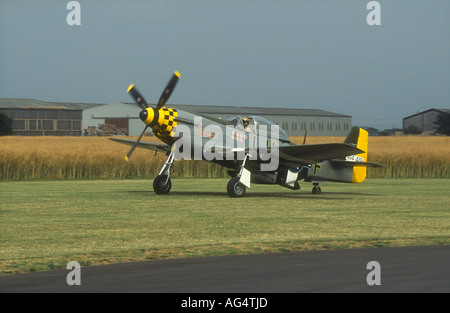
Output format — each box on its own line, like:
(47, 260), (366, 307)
(1, 98), (351, 137)
(0, 99), (99, 136)
(403, 108), (450, 133)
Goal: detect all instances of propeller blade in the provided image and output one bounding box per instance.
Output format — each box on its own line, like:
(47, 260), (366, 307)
(125, 125), (149, 161)
(156, 71), (180, 109)
(303, 130), (307, 145)
(127, 84), (149, 110)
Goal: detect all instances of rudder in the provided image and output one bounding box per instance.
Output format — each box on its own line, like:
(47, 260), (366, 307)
(344, 127), (368, 183)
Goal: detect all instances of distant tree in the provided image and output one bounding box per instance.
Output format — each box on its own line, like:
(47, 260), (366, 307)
(365, 127), (379, 136)
(0, 113), (13, 136)
(434, 112), (450, 135)
(403, 124), (423, 135)
(379, 130), (392, 136)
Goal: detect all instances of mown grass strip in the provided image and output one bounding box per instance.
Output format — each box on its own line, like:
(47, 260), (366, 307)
(1, 178), (449, 274)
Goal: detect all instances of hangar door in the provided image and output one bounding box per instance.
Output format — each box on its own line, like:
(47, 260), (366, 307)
(105, 118), (129, 136)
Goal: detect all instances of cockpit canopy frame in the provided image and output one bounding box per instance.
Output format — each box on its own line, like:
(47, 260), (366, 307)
(227, 115), (290, 142)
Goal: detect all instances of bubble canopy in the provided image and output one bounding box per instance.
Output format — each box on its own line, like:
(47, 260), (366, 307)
(227, 115), (290, 142)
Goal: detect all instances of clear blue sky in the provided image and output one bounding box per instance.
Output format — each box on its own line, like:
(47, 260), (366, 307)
(1, 0), (449, 130)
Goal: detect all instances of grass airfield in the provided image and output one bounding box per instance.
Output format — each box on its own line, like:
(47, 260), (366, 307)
(1, 178), (449, 274)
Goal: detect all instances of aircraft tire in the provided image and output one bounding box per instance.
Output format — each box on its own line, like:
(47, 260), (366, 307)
(312, 185), (322, 194)
(153, 174), (172, 194)
(227, 177), (246, 198)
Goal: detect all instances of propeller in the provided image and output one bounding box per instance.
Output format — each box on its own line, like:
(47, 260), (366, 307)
(156, 71), (180, 109)
(124, 125), (148, 161)
(303, 130), (307, 145)
(124, 71), (180, 161)
(127, 84), (148, 110)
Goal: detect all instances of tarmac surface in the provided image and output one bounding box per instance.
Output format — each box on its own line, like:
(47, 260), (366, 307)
(1, 245), (448, 293)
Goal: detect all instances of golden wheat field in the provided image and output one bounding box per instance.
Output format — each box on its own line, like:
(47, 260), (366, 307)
(0, 135), (449, 180)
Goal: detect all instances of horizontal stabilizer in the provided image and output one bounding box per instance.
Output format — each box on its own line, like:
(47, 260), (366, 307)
(279, 143), (365, 165)
(330, 159), (385, 168)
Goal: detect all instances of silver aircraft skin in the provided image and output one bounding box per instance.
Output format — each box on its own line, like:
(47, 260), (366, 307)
(110, 71), (383, 197)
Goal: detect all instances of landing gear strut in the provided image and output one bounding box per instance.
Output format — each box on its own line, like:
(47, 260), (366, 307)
(312, 183), (322, 194)
(227, 154), (251, 198)
(153, 148), (175, 195)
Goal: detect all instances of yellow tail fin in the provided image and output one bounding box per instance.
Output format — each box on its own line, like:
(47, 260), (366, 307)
(344, 127), (368, 183)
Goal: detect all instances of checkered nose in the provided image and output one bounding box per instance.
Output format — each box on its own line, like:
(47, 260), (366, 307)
(159, 108), (178, 133)
(138, 107), (177, 134)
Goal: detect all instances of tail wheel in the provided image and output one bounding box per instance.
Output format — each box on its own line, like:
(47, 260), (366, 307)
(227, 176), (246, 198)
(312, 185), (322, 194)
(153, 174), (172, 194)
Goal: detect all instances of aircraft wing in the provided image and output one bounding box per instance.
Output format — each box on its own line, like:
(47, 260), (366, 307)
(109, 138), (171, 154)
(278, 143), (365, 165)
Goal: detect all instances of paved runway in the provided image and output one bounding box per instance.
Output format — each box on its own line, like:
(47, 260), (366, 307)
(1, 245), (448, 293)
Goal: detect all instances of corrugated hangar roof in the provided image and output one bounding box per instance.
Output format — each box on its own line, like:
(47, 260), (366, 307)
(0, 98), (350, 117)
(403, 108), (450, 119)
(130, 103), (351, 117)
(0, 98), (103, 110)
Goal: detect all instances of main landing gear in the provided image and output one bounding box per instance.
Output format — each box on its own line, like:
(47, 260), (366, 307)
(227, 176), (246, 198)
(227, 154), (251, 198)
(153, 174), (172, 194)
(153, 149), (175, 194)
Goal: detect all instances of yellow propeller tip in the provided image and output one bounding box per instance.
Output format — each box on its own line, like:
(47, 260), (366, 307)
(124, 156), (129, 162)
(174, 71), (180, 78)
(127, 84), (134, 93)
